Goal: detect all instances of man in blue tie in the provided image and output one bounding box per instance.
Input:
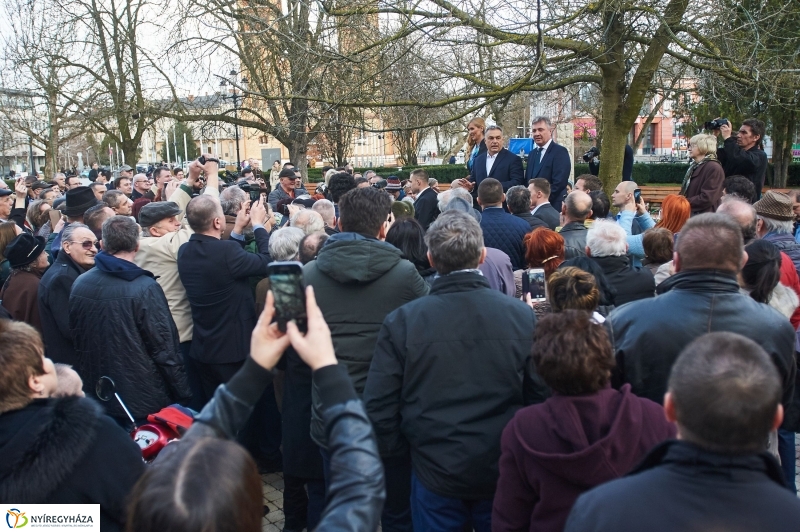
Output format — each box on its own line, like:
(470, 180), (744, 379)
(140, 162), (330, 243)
(525, 117), (572, 212)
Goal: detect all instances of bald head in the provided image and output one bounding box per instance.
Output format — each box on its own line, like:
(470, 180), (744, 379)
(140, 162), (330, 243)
(564, 190), (593, 222)
(717, 197), (757, 244)
(611, 181), (638, 209)
(291, 209), (324, 235)
(186, 195), (224, 235)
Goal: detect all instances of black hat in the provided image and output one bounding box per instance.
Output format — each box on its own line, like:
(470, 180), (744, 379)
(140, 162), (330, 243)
(0, 188), (11, 197)
(278, 168), (298, 179)
(5, 233), (46, 269)
(31, 180), (49, 191)
(63, 186), (101, 217)
(139, 201), (182, 228)
(292, 196), (316, 208)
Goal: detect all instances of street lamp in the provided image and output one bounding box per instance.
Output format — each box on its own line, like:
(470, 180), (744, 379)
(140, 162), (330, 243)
(219, 69), (248, 171)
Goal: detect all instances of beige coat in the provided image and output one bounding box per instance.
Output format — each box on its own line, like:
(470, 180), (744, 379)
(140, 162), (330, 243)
(133, 185), (219, 343)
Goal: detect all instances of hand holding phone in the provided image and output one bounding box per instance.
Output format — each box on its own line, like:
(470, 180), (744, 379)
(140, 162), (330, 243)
(521, 268), (547, 302)
(286, 286), (336, 370)
(268, 261), (307, 333)
(48, 209), (63, 228)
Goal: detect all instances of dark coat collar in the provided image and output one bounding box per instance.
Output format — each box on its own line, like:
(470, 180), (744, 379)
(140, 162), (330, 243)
(430, 271), (490, 295)
(630, 440), (785, 486)
(560, 221), (587, 233)
(656, 269), (739, 295)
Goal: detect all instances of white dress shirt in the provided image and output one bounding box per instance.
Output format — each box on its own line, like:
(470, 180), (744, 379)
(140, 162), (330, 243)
(486, 151), (499, 175)
(534, 139), (553, 162)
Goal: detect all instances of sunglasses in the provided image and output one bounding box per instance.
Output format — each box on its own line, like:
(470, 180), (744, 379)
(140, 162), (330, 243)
(68, 239), (99, 250)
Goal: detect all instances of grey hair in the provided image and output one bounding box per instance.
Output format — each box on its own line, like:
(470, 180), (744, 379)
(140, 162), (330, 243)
(102, 190), (127, 209)
(102, 215), (139, 255)
(450, 187), (473, 206)
(532, 116), (553, 127)
(291, 209), (325, 235)
(437, 190), (452, 212)
(485, 125), (503, 134)
(424, 210), (484, 275)
(506, 185), (531, 215)
(758, 215), (794, 235)
(312, 199), (335, 226)
(54, 172), (66, 180)
(268, 227), (305, 261)
(133, 173), (148, 184)
(586, 219), (627, 257)
(363, 170), (377, 180)
(219, 186), (248, 216)
(62, 222), (91, 243)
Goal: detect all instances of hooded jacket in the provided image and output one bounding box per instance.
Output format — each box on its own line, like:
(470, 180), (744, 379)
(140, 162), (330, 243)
(565, 440), (800, 532)
(492, 384), (676, 532)
(38, 251), (86, 365)
(304, 232), (429, 448)
(0, 397), (144, 532)
(69, 252), (191, 421)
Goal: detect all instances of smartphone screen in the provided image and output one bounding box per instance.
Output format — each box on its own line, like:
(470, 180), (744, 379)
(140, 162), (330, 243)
(525, 268), (547, 302)
(249, 189), (261, 203)
(268, 261), (307, 332)
(634, 188), (642, 203)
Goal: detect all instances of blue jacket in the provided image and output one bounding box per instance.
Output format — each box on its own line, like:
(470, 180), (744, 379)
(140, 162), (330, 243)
(470, 148), (525, 192)
(525, 142), (572, 211)
(480, 207), (531, 270)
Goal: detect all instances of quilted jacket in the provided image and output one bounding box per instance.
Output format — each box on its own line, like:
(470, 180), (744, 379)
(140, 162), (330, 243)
(69, 252), (190, 422)
(480, 207), (531, 270)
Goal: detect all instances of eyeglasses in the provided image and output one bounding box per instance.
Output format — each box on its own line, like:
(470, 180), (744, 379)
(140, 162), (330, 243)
(68, 239), (99, 250)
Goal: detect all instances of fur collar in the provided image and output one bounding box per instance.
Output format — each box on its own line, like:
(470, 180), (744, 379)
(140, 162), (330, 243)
(0, 397), (106, 502)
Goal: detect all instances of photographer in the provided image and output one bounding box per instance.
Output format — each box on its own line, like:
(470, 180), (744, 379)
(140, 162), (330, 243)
(713, 118), (768, 201)
(586, 145), (633, 182)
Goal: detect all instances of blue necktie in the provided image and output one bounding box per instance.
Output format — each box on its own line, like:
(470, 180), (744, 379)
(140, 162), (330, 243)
(531, 147), (542, 176)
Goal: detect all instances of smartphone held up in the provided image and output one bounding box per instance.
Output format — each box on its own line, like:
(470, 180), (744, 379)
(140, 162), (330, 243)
(268, 261), (308, 333)
(522, 268), (547, 302)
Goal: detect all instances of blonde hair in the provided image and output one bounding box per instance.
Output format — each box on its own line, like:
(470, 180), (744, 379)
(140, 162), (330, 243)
(467, 117), (486, 151)
(689, 133), (718, 156)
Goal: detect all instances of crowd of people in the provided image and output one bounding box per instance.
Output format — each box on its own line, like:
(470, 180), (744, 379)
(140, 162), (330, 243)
(1, 113), (800, 532)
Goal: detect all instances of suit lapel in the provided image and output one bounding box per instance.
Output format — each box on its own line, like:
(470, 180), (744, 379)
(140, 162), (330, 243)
(488, 149), (507, 178)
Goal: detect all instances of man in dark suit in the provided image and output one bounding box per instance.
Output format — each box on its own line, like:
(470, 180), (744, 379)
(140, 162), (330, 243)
(177, 194), (282, 471)
(411, 169), (439, 230)
(529, 178), (561, 230)
(506, 185), (547, 231)
(525, 117), (572, 211)
(466, 125), (525, 193)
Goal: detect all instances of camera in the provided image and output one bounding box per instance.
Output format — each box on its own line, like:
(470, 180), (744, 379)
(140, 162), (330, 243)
(238, 181), (269, 202)
(703, 118), (729, 130)
(582, 146), (600, 162)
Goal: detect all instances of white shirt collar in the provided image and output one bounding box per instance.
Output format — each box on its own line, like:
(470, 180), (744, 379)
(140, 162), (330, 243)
(535, 139), (553, 152)
(531, 201), (551, 215)
(487, 151), (500, 159)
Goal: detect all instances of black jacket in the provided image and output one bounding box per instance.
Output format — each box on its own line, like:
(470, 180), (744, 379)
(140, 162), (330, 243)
(178, 227), (271, 364)
(413, 188), (440, 230)
(0, 397), (144, 532)
(364, 272), (544, 499)
(607, 270), (797, 409)
(559, 222), (588, 260)
(69, 252), (191, 421)
(525, 142), (572, 211)
(38, 252), (86, 365)
(592, 254), (654, 305)
(305, 232), (429, 448)
(532, 203), (560, 231)
(565, 440), (800, 532)
(172, 358), (384, 532)
(512, 212), (548, 232)
(718, 137), (768, 200)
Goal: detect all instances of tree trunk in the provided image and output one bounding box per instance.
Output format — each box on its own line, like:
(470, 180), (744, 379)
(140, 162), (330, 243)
(289, 140), (309, 182)
(597, 71), (628, 198)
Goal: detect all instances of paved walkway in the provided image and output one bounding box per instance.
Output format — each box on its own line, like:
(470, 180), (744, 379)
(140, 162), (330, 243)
(262, 472), (288, 532)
